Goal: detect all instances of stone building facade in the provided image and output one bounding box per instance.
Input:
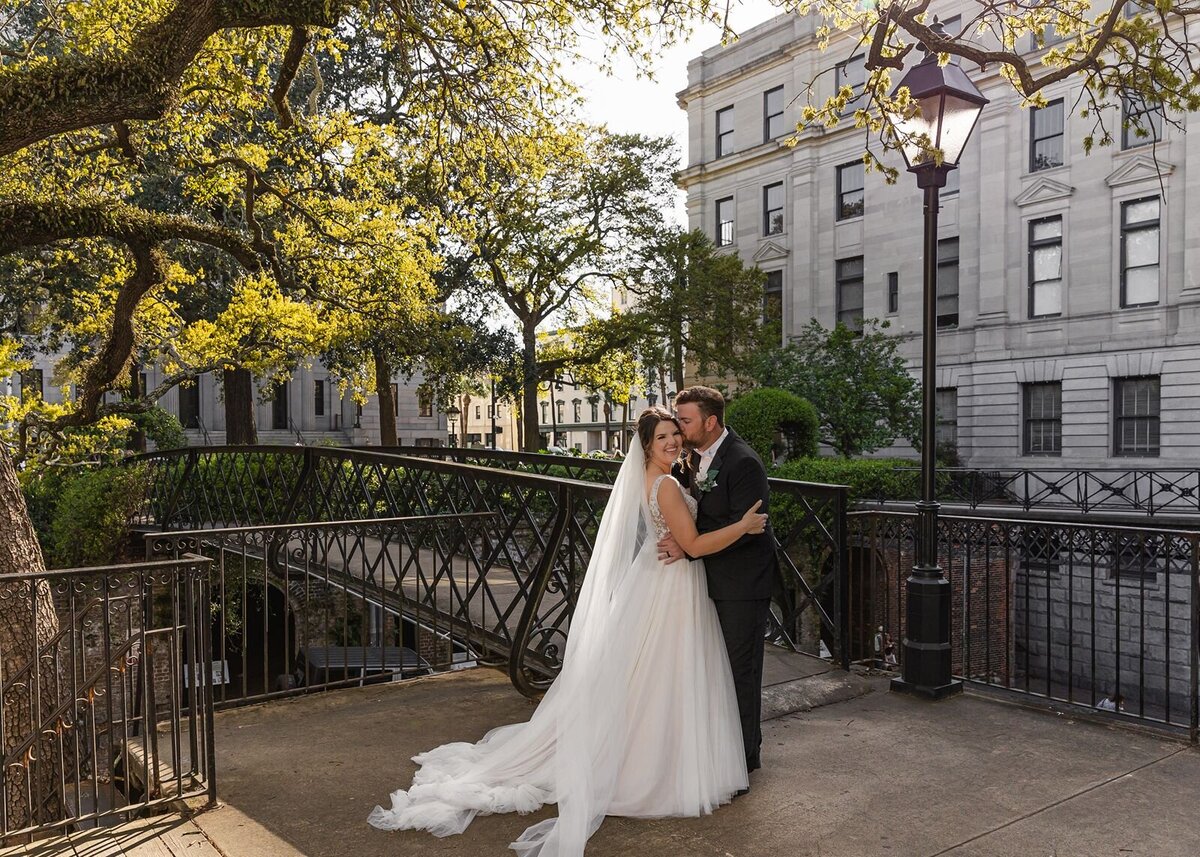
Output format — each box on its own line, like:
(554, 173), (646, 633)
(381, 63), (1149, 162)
(677, 4), (1200, 469)
(5, 359), (447, 448)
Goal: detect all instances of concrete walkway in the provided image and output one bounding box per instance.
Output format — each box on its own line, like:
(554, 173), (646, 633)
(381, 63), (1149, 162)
(12, 653), (1199, 856)
(194, 662), (1198, 857)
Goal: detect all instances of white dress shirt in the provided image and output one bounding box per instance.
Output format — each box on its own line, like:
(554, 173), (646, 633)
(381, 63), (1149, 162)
(695, 427), (729, 480)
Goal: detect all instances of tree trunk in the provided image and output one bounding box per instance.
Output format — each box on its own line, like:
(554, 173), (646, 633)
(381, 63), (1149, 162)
(672, 332), (686, 394)
(521, 323), (540, 452)
(0, 446), (65, 838)
(658, 364), (668, 405)
(603, 401), (611, 451)
(460, 394), (471, 446)
(620, 401), (629, 452)
(222, 367), (257, 444)
(373, 349), (397, 447)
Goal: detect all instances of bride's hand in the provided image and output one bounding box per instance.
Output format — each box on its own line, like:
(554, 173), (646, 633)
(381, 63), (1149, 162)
(740, 500), (768, 535)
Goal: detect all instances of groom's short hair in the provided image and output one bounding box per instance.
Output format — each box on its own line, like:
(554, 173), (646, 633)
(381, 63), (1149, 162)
(675, 386), (725, 426)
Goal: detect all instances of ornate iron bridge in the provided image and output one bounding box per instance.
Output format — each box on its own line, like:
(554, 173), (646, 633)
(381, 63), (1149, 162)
(129, 446), (851, 698)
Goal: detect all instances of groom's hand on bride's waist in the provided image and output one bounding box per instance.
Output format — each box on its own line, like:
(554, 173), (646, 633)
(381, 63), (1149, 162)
(657, 534), (686, 564)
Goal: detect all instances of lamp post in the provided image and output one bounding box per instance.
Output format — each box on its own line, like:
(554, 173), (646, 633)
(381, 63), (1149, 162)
(445, 405), (460, 448)
(889, 21), (987, 699)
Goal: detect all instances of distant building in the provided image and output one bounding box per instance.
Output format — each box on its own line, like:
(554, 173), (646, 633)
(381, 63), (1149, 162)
(677, 5), (1200, 467)
(6, 358), (446, 448)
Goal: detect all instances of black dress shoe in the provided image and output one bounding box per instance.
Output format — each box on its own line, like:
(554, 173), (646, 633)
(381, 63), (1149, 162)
(733, 787), (750, 799)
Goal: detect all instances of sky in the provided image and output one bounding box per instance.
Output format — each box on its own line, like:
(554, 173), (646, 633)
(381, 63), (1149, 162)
(564, 0), (785, 222)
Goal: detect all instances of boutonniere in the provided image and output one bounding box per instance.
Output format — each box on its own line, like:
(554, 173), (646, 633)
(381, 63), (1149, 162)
(695, 468), (719, 494)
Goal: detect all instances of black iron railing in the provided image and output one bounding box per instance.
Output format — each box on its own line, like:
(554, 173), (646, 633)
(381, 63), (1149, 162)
(0, 556), (215, 842)
(850, 510), (1200, 740)
(130, 446), (851, 691)
(144, 514), (527, 708)
(886, 467), (1200, 516)
(374, 445), (622, 484)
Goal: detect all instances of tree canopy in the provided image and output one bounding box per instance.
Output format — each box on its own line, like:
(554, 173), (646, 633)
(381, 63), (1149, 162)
(753, 319), (920, 458)
(792, 0), (1200, 176)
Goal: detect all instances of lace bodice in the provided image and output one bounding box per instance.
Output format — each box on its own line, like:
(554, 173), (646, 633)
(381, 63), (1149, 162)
(648, 474), (697, 539)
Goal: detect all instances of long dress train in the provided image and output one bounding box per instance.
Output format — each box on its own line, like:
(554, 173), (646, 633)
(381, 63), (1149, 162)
(367, 447), (747, 856)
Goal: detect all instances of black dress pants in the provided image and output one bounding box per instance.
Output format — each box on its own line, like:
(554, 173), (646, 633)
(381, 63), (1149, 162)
(712, 597), (771, 771)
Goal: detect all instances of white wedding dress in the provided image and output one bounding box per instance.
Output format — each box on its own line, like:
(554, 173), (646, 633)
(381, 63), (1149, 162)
(367, 444), (748, 856)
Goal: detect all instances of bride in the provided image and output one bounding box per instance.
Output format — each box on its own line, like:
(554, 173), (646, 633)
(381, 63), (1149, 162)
(368, 406), (768, 856)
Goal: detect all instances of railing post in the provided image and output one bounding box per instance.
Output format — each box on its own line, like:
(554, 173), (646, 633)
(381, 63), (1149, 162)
(160, 449), (198, 529)
(280, 446), (315, 524)
(1191, 537), (1199, 745)
(837, 489), (851, 671)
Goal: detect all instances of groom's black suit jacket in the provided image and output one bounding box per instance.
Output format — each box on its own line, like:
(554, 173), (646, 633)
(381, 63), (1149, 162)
(672, 427), (777, 601)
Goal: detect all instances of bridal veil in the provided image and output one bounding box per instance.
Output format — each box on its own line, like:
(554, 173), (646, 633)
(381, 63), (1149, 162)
(368, 442), (661, 857)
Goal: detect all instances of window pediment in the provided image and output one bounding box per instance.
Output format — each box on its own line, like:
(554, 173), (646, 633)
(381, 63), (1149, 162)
(1106, 154), (1175, 188)
(753, 239), (790, 263)
(1014, 177), (1074, 207)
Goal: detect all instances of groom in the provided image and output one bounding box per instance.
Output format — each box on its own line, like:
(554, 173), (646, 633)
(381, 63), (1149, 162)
(658, 385), (776, 777)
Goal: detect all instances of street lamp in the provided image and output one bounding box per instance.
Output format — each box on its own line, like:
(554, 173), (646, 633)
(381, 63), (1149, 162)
(445, 405), (460, 448)
(889, 20), (987, 700)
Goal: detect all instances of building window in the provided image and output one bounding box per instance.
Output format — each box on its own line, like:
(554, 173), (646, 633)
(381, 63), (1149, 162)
(935, 388), (958, 450)
(314, 379), (325, 416)
(540, 401), (548, 422)
(763, 182), (784, 235)
(1030, 99), (1064, 171)
(1021, 526), (1064, 574)
(835, 55), (866, 116)
(886, 272), (899, 315)
(716, 106), (734, 158)
(178, 381), (200, 429)
(763, 270), (783, 328)
(1028, 23), (1064, 51)
(835, 257), (864, 333)
(19, 368), (43, 400)
(573, 400), (581, 422)
(590, 400), (599, 422)
(1122, 96), (1163, 149)
(418, 386), (433, 418)
(1028, 216), (1063, 318)
(1114, 376), (1160, 457)
(716, 196), (734, 246)
(763, 86), (785, 141)
(1023, 382), (1062, 456)
(556, 401), (564, 424)
(1120, 196), (1160, 308)
(836, 161), (864, 220)
(475, 405), (481, 419)
(1111, 533), (1162, 583)
(936, 237), (959, 328)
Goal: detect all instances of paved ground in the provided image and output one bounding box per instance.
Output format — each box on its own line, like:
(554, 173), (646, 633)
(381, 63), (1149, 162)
(12, 652), (1199, 857)
(194, 661), (1199, 857)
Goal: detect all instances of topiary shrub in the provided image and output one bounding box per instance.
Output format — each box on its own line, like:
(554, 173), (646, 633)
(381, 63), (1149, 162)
(726, 387), (819, 463)
(47, 465), (151, 568)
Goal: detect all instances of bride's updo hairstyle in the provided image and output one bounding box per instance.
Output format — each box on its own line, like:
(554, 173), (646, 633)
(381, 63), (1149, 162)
(636, 406), (681, 459)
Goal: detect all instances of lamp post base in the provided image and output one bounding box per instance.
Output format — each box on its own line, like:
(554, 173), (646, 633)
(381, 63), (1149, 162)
(890, 675), (963, 700)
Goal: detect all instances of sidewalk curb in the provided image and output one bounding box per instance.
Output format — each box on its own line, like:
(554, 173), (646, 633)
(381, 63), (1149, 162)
(761, 668), (874, 721)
